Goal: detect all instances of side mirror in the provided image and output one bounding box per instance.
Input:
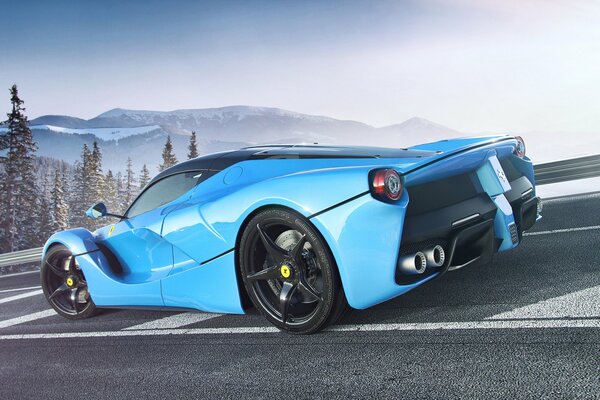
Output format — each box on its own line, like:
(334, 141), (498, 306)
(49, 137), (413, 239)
(86, 202), (107, 219)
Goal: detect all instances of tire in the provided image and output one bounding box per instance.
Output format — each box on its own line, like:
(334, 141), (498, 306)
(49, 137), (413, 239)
(239, 208), (347, 334)
(41, 244), (99, 320)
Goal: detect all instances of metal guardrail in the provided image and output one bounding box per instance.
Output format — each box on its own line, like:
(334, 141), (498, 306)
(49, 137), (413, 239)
(0, 154), (598, 269)
(533, 154), (600, 185)
(0, 247), (43, 268)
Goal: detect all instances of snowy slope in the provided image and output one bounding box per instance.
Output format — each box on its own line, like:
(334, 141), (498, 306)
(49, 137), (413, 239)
(20, 124), (162, 141)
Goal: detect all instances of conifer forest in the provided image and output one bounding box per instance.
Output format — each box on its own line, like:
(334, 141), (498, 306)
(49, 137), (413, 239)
(0, 85), (197, 254)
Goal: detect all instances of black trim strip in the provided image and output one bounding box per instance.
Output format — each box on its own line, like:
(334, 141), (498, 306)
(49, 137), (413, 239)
(308, 191), (370, 219)
(96, 306), (201, 312)
(200, 248), (235, 265)
(403, 137), (514, 175)
(72, 249), (100, 257)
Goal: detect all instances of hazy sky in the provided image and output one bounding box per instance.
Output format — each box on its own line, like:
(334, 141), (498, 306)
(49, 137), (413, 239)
(1, 0), (599, 134)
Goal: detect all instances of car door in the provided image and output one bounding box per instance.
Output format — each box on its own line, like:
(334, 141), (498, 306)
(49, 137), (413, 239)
(95, 171), (203, 305)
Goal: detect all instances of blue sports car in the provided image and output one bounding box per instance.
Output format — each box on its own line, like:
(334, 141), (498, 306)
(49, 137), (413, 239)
(41, 136), (541, 334)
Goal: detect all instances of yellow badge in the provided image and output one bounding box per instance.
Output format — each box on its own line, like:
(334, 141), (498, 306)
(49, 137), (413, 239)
(66, 277), (74, 287)
(280, 265), (291, 278)
(108, 225), (115, 237)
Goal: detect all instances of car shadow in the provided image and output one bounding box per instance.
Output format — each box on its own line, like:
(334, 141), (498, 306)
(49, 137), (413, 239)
(340, 229), (600, 325)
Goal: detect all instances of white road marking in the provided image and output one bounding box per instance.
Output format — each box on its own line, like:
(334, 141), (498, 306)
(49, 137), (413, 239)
(0, 318), (597, 340)
(328, 319), (600, 332)
(524, 225), (600, 236)
(0, 270), (39, 279)
(124, 312), (223, 330)
(542, 191), (600, 203)
(0, 286), (41, 294)
(0, 289), (43, 305)
(0, 309), (57, 329)
(487, 286), (600, 320)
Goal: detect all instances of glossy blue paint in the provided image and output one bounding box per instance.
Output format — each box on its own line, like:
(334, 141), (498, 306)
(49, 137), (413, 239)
(41, 136), (538, 315)
(310, 189), (442, 309)
(95, 200), (187, 283)
(404, 138), (516, 187)
(42, 229), (164, 306)
(492, 194), (518, 251)
(162, 162), (375, 265)
(43, 228), (99, 256)
(78, 250), (164, 307)
(475, 153), (519, 252)
(162, 251), (244, 314)
(476, 154), (508, 197)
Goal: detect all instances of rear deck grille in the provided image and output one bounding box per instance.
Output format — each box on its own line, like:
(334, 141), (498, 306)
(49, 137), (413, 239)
(405, 173), (479, 216)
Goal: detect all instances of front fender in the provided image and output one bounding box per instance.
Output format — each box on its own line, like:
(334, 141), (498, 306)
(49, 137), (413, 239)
(43, 228), (99, 257)
(43, 228), (164, 307)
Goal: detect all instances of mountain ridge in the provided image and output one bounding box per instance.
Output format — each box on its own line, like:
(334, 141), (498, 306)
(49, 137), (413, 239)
(14, 106), (464, 173)
(30, 106), (452, 134)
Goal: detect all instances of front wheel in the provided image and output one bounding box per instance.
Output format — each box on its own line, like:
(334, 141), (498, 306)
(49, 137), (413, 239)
(239, 208), (347, 334)
(41, 245), (98, 319)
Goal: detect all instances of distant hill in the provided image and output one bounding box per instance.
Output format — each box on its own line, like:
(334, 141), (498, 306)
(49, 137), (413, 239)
(7, 106), (463, 173)
(3, 105), (597, 173)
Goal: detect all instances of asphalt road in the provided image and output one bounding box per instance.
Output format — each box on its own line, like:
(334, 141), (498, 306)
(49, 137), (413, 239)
(0, 193), (599, 399)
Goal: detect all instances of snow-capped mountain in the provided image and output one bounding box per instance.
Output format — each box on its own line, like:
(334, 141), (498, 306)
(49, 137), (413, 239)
(6, 105), (594, 173)
(17, 106), (462, 173)
(29, 105), (461, 144)
(378, 117), (462, 144)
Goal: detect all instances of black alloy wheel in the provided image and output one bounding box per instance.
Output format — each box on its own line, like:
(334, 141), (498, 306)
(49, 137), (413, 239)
(41, 245), (98, 319)
(239, 208), (347, 334)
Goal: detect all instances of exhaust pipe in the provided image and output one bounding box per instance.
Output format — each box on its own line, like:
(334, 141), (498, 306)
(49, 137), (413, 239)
(398, 252), (427, 275)
(424, 245), (445, 268)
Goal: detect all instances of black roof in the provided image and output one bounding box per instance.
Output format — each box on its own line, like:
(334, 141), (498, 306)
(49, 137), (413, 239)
(150, 144), (435, 185)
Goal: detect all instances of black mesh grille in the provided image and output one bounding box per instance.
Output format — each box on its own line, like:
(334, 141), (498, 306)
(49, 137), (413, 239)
(499, 157), (523, 182)
(406, 173), (479, 216)
(509, 222), (519, 244)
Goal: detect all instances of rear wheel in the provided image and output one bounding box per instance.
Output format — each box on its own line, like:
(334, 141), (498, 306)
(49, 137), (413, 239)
(41, 245), (98, 319)
(239, 208), (347, 334)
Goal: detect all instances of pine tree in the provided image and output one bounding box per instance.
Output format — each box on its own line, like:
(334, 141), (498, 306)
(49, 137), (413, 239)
(139, 164), (151, 190)
(69, 145), (91, 229)
(50, 170), (69, 233)
(188, 131), (199, 159)
(37, 172), (53, 244)
(85, 141), (106, 230)
(115, 171), (126, 213)
(124, 157), (136, 207)
(159, 135), (178, 171)
(104, 170), (119, 213)
(0, 85), (39, 251)
(89, 141), (105, 203)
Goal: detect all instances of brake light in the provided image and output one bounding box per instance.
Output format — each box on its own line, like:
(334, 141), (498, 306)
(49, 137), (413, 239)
(371, 169), (403, 202)
(514, 136), (526, 158)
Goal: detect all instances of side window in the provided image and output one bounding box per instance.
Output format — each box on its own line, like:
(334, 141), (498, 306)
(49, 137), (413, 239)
(126, 171), (203, 218)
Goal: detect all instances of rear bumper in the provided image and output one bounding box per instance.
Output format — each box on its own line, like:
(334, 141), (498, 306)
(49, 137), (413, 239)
(311, 143), (540, 310)
(396, 156), (540, 285)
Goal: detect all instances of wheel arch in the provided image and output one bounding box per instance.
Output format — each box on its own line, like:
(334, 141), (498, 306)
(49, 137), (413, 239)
(42, 228), (99, 258)
(233, 204), (345, 311)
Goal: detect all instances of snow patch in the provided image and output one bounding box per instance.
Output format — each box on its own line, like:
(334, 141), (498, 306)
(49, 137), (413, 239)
(0, 124), (163, 141)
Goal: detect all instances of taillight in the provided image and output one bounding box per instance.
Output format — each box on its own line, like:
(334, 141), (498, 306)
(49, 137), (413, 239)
(370, 169), (403, 202)
(514, 136), (526, 158)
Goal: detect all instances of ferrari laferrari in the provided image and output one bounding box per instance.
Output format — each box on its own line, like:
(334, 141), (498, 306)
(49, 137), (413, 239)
(41, 136), (541, 334)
